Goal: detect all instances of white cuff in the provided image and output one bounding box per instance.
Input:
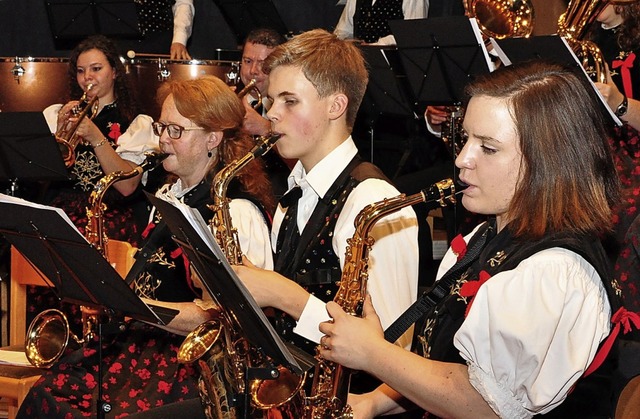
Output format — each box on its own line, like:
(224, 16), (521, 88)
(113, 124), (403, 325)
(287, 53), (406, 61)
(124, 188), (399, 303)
(292, 295), (330, 344)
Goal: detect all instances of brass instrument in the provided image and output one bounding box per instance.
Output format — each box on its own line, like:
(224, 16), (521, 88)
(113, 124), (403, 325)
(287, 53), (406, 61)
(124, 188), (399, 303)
(303, 179), (460, 418)
(237, 78), (263, 110)
(178, 133), (305, 418)
(24, 152), (168, 369)
(56, 83), (100, 168)
(557, 0), (637, 83)
(464, 0), (535, 39)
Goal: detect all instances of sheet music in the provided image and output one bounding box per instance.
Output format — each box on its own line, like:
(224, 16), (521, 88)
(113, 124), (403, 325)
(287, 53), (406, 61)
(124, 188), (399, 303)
(468, 18), (493, 72)
(147, 193), (303, 373)
(490, 36), (622, 127)
(0, 193), (83, 238)
(152, 192), (224, 260)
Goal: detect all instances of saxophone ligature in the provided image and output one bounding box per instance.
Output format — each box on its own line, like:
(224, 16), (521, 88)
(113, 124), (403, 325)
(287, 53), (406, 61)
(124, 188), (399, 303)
(56, 83), (100, 168)
(24, 151), (168, 369)
(178, 133), (305, 418)
(303, 178), (461, 418)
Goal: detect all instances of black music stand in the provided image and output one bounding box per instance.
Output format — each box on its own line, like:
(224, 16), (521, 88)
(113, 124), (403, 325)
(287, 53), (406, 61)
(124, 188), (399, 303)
(0, 112), (70, 196)
(389, 17), (491, 241)
(358, 45), (421, 177)
(146, 192), (304, 418)
(45, 0), (141, 50)
(389, 16), (492, 107)
(0, 193), (178, 418)
(491, 35), (622, 125)
(212, 0), (288, 44)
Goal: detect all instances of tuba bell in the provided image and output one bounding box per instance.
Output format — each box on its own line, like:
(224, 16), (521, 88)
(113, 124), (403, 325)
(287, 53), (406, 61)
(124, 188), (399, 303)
(56, 83), (100, 168)
(465, 0), (535, 39)
(557, 0), (637, 83)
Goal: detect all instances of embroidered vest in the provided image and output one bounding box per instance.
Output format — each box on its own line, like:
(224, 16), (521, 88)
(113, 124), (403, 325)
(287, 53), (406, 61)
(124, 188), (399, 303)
(353, 0), (404, 43)
(273, 156), (389, 354)
(416, 220), (620, 417)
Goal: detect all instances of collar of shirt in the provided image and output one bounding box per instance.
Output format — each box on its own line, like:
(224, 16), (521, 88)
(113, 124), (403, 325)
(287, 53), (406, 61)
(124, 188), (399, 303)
(274, 136), (358, 236)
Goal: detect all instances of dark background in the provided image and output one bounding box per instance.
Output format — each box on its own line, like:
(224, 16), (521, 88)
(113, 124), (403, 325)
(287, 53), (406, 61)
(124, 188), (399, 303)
(0, 0), (343, 58)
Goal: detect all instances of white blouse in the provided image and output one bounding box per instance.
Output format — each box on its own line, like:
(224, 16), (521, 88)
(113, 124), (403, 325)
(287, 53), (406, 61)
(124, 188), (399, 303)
(436, 226), (612, 417)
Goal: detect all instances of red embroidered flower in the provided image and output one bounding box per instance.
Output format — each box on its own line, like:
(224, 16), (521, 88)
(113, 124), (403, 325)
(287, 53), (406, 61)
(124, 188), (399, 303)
(109, 123), (122, 142)
(158, 380), (172, 394)
(450, 234), (467, 261)
(459, 270), (492, 317)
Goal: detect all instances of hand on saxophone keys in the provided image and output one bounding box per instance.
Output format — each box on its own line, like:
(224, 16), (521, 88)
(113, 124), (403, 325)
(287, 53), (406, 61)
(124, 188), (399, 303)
(318, 295), (385, 372)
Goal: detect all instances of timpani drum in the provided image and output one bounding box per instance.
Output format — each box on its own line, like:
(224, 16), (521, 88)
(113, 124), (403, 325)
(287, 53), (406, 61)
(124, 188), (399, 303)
(124, 58), (240, 119)
(0, 57), (69, 112)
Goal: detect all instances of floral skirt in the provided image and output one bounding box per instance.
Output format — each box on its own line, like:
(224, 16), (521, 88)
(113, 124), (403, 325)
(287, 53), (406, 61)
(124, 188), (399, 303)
(17, 322), (200, 418)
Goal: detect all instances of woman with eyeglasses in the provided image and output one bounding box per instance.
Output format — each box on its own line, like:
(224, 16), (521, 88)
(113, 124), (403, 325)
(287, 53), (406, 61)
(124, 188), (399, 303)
(18, 75), (276, 419)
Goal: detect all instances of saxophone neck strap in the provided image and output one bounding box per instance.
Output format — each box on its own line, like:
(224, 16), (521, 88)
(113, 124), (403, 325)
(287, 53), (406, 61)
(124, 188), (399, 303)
(383, 221), (493, 343)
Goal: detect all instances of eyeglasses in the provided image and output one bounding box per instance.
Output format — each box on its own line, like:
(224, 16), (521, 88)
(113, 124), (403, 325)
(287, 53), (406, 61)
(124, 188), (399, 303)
(152, 122), (205, 139)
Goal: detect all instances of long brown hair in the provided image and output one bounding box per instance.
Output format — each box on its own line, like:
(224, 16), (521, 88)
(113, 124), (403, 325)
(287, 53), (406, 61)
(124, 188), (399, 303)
(465, 61), (620, 239)
(68, 34), (138, 123)
(156, 75), (276, 215)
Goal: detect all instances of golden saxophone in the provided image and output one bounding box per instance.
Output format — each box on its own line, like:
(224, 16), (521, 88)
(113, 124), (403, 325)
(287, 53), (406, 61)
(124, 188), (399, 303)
(24, 151), (168, 369)
(178, 133), (305, 418)
(303, 178), (460, 418)
(56, 83), (100, 168)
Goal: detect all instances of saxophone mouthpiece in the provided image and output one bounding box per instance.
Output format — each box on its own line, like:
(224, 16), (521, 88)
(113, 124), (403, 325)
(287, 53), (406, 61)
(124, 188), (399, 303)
(251, 133), (281, 157)
(139, 151), (169, 172)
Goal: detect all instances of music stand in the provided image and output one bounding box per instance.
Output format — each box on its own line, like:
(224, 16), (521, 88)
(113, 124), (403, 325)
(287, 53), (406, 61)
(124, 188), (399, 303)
(389, 16), (492, 107)
(359, 45), (421, 176)
(491, 35), (622, 126)
(45, 0), (141, 50)
(0, 193), (178, 417)
(212, 0), (288, 44)
(0, 112), (70, 196)
(146, 192), (303, 418)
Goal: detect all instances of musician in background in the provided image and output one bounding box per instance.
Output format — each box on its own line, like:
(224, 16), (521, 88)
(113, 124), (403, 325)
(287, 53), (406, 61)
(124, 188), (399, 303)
(233, 29), (418, 370)
(334, 0), (429, 45)
(42, 34), (158, 247)
(18, 75), (275, 418)
(117, 0), (194, 59)
(319, 61), (621, 418)
(590, 2), (640, 313)
(238, 27), (291, 198)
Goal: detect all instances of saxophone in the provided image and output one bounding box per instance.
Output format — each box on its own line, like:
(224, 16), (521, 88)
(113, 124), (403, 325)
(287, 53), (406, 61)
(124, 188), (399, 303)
(304, 178), (460, 418)
(178, 134), (305, 418)
(24, 151), (169, 368)
(86, 151), (169, 255)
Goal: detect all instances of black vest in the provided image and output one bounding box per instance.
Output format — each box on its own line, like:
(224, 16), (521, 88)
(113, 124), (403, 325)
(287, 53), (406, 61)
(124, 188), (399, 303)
(416, 220), (620, 418)
(273, 156), (389, 354)
(353, 0), (404, 43)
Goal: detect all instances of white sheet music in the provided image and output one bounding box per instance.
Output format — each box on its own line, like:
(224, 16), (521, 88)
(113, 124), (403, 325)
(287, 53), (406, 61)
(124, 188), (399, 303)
(0, 193), (87, 242)
(152, 192), (226, 260)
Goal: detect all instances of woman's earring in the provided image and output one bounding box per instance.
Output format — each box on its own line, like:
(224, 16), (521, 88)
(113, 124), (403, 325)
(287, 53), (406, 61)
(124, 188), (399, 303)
(207, 149), (213, 158)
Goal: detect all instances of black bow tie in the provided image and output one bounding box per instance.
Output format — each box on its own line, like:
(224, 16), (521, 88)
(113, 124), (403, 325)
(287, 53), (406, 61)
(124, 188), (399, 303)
(279, 186), (302, 209)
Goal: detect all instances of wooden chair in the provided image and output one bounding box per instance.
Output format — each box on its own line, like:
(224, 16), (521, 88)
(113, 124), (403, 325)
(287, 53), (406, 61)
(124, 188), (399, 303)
(0, 240), (135, 419)
(616, 375), (640, 419)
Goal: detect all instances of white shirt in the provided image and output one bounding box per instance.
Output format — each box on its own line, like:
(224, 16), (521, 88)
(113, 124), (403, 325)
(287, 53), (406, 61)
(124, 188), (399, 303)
(436, 225), (612, 418)
(172, 0), (195, 46)
(334, 0), (429, 45)
(271, 137), (419, 349)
